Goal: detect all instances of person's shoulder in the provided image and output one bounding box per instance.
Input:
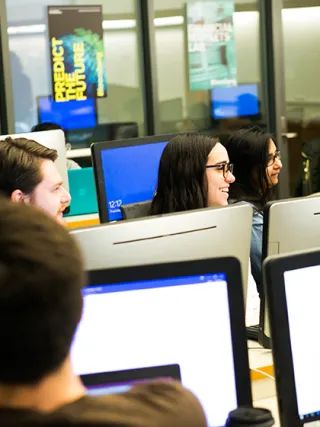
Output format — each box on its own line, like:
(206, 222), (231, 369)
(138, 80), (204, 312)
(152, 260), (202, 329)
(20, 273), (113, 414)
(235, 200), (263, 219)
(229, 199), (262, 214)
(67, 159), (81, 170)
(58, 381), (207, 427)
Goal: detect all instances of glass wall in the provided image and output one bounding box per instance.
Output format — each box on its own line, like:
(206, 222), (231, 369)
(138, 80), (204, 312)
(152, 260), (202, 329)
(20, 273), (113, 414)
(6, 0), (146, 146)
(153, 0), (266, 137)
(282, 0), (320, 195)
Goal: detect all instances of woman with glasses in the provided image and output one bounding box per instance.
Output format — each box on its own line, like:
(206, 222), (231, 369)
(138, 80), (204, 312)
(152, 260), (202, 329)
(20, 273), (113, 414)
(150, 133), (235, 215)
(224, 126), (282, 296)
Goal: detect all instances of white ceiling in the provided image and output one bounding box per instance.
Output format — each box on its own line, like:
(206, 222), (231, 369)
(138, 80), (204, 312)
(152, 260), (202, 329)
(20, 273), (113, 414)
(5, 0), (318, 25)
(6, 0), (135, 24)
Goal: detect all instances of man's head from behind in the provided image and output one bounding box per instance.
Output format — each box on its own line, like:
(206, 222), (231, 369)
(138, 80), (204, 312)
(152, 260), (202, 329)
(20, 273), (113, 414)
(0, 137), (70, 224)
(0, 199), (84, 384)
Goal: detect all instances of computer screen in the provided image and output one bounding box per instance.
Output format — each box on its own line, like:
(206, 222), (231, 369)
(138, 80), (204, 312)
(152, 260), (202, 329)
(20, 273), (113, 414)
(88, 381), (135, 396)
(82, 364), (181, 397)
(37, 96), (97, 130)
(71, 272), (237, 427)
(284, 264), (320, 421)
(86, 377), (173, 396)
(100, 141), (167, 221)
(212, 84), (259, 119)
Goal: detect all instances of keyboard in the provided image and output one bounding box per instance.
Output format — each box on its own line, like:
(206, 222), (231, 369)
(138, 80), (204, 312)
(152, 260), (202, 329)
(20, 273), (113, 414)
(246, 324), (259, 341)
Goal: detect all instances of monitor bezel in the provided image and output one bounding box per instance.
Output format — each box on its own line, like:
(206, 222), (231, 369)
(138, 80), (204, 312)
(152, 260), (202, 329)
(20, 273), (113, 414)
(91, 133), (177, 223)
(36, 95), (98, 131)
(263, 249), (320, 427)
(86, 257), (252, 407)
(81, 364), (181, 389)
(258, 199), (274, 349)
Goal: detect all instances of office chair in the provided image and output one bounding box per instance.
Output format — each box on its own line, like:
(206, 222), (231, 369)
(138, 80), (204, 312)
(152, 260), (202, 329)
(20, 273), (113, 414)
(120, 201), (151, 220)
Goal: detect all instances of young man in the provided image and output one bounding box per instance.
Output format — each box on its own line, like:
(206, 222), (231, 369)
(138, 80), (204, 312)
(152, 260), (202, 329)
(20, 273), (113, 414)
(0, 200), (207, 427)
(0, 136), (71, 225)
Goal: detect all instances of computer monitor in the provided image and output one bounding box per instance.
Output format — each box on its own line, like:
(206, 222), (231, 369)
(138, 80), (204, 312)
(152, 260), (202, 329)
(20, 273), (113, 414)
(211, 84), (259, 119)
(81, 364), (181, 396)
(71, 203), (252, 303)
(37, 96), (97, 131)
(91, 134), (177, 222)
(260, 195), (320, 348)
(71, 257), (252, 427)
(264, 248), (320, 427)
(64, 168), (98, 217)
(0, 129), (69, 191)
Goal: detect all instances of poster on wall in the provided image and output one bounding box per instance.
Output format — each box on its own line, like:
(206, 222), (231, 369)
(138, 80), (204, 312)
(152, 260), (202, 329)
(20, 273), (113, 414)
(48, 5), (107, 102)
(186, 0), (237, 91)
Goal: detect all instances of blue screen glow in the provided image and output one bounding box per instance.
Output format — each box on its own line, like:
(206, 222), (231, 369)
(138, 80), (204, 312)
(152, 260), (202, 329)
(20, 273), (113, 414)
(101, 141), (167, 221)
(38, 97), (97, 130)
(212, 84), (259, 119)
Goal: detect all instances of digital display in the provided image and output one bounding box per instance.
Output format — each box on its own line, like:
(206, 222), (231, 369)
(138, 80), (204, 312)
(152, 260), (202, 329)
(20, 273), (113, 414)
(212, 84), (259, 119)
(71, 273), (237, 427)
(38, 96), (97, 130)
(284, 265), (320, 422)
(87, 377), (175, 396)
(100, 142), (167, 221)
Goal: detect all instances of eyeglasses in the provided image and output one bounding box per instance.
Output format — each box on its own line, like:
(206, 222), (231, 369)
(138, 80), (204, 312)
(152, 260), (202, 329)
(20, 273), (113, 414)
(205, 162), (234, 177)
(267, 150), (281, 166)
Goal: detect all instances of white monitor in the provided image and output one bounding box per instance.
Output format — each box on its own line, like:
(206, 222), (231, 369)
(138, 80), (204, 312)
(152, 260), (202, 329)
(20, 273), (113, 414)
(71, 203), (252, 303)
(260, 195), (320, 347)
(72, 257), (252, 427)
(0, 129), (69, 191)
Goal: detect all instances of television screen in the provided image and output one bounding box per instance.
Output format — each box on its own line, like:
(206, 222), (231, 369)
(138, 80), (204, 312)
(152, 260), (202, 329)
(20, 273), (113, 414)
(212, 84), (259, 119)
(37, 96), (97, 130)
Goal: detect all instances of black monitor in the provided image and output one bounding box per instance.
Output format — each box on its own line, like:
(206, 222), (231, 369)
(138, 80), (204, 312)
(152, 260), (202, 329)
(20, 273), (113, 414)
(92, 122), (138, 143)
(264, 248), (320, 427)
(71, 257), (252, 427)
(81, 364), (181, 396)
(91, 134), (176, 222)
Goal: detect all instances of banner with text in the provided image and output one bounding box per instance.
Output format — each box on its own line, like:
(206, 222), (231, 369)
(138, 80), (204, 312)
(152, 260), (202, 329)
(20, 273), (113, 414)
(48, 5), (107, 102)
(187, 0), (237, 91)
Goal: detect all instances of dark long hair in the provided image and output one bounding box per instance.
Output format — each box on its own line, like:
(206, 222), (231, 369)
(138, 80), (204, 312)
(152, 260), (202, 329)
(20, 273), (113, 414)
(150, 133), (218, 215)
(224, 126), (274, 210)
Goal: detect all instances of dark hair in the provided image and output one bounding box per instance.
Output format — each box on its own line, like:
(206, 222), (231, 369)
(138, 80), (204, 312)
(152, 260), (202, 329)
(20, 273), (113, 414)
(31, 122), (64, 134)
(150, 133), (218, 215)
(224, 126), (274, 209)
(0, 198), (84, 384)
(0, 137), (57, 197)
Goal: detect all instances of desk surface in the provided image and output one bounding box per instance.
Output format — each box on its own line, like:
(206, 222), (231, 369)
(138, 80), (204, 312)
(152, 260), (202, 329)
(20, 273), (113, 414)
(247, 278), (278, 425)
(65, 213), (100, 229)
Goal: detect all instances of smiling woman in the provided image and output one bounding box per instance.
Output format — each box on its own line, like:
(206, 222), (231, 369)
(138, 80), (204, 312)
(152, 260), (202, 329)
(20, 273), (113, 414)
(224, 126), (283, 295)
(149, 133), (235, 215)
(205, 143), (235, 207)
